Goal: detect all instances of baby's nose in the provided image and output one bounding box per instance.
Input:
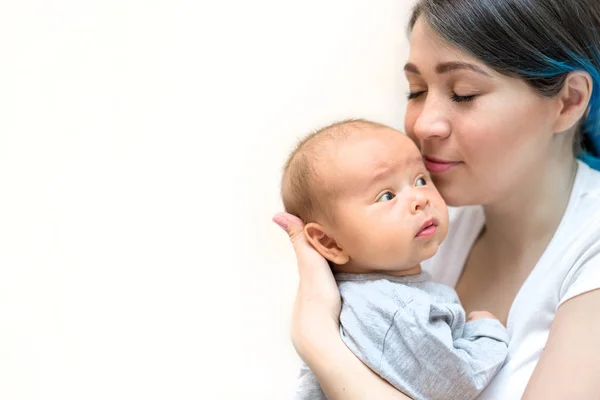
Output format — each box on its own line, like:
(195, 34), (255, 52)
(411, 194), (430, 213)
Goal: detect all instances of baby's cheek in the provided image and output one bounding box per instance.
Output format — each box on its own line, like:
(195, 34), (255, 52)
(432, 194), (449, 221)
(382, 236), (413, 266)
(352, 236), (390, 267)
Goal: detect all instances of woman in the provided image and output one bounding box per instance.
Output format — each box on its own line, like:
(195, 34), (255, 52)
(273, 0), (600, 399)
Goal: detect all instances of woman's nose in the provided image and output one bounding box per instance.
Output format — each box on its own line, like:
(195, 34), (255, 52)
(412, 96), (451, 142)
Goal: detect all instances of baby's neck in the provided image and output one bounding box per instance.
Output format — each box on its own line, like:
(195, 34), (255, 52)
(332, 263), (422, 277)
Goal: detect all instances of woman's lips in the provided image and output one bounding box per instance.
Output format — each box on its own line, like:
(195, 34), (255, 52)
(424, 156), (461, 174)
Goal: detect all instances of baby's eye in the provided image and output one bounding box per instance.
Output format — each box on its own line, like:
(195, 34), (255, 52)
(377, 191), (396, 203)
(415, 177), (427, 187)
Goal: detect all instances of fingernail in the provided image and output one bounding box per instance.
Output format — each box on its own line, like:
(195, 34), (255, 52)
(272, 213), (288, 230)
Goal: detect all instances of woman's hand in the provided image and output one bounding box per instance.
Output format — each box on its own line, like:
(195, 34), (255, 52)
(272, 212), (341, 356)
(274, 212), (412, 399)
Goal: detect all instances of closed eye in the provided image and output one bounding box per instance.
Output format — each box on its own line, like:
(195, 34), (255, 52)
(407, 91), (426, 100)
(451, 93), (477, 103)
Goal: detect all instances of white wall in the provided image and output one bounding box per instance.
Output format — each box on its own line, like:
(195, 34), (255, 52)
(0, 1), (416, 399)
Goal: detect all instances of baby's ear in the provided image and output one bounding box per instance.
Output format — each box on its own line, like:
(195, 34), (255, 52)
(304, 222), (350, 265)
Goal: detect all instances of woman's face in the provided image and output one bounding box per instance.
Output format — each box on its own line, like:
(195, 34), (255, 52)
(405, 18), (560, 207)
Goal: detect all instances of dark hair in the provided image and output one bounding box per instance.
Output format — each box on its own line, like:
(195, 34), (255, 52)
(410, 0), (600, 170)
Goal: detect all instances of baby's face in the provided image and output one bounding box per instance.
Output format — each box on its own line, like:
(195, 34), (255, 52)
(324, 128), (449, 272)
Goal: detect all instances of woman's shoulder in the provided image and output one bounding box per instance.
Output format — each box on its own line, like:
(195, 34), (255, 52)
(550, 161), (600, 304)
(537, 162), (600, 268)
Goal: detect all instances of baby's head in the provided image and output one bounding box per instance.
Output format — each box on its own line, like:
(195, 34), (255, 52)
(281, 119), (449, 275)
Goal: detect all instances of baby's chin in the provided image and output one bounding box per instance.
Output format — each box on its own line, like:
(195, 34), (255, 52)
(419, 242), (441, 262)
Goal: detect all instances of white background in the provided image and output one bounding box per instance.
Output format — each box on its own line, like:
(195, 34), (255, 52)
(0, 1), (416, 398)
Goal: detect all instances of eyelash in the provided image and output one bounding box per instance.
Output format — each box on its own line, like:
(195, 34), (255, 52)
(406, 91), (477, 103)
(451, 93), (476, 103)
(407, 91), (425, 100)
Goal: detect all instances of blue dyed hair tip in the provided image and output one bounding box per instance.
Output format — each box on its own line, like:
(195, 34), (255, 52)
(580, 152), (600, 170)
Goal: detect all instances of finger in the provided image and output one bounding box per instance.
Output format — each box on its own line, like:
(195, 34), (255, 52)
(468, 311), (498, 321)
(273, 212), (319, 261)
(475, 311), (496, 319)
(273, 212), (330, 273)
(272, 212), (305, 242)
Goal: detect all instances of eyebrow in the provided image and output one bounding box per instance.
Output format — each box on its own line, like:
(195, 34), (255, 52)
(404, 62), (492, 77)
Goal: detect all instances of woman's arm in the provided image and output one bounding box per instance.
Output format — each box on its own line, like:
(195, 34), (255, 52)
(305, 331), (411, 399)
(274, 212), (411, 400)
(522, 289), (600, 399)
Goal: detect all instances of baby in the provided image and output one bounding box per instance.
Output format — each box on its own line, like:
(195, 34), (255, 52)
(281, 119), (509, 400)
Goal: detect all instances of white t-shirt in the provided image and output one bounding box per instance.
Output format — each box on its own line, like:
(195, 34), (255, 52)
(422, 160), (600, 400)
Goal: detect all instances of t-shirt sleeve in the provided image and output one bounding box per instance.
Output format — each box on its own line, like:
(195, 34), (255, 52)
(377, 302), (508, 400)
(559, 252), (600, 307)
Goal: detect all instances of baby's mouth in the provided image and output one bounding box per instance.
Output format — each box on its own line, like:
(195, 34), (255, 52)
(416, 218), (437, 238)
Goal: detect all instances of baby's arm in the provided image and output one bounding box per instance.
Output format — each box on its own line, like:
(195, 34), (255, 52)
(375, 302), (509, 400)
(294, 361), (327, 400)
